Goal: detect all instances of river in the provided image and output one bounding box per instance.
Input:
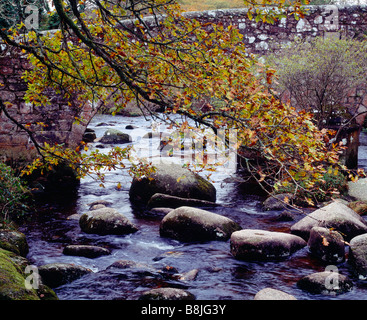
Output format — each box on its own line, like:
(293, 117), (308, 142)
(19, 114), (367, 300)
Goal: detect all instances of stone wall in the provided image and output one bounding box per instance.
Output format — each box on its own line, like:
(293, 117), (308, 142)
(184, 5), (367, 55)
(0, 45), (96, 163)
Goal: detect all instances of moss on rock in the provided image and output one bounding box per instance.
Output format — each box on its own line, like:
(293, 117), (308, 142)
(0, 248), (39, 300)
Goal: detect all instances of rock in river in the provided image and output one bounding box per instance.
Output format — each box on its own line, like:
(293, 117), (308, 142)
(160, 206), (241, 242)
(100, 128), (132, 144)
(290, 201), (367, 241)
(297, 271), (353, 295)
(63, 245), (111, 258)
(79, 207), (138, 235)
(129, 163), (216, 205)
(38, 263), (93, 288)
(148, 193), (218, 209)
(230, 229), (307, 261)
(254, 288), (297, 300)
(307, 226), (346, 263)
(139, 287), (196, 300)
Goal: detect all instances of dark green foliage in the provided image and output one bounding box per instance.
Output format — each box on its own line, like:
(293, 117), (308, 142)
(0, 162), (29, 223)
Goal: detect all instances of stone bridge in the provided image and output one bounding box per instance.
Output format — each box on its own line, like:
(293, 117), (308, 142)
(1, 5), (367, 166)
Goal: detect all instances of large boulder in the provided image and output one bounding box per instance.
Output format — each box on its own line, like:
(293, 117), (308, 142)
(79, 207), (138, 235)
(100, 128), (132, 144)
(129, 164), (216, 205)
(297, 271), (353, 295)
(348, 233), (367, 279)
(160, 206), (241, 242)
(38, 263), (93, 288)
(290, 201), (367, 241)
(307, 227), (346, 263)
(230, 229), (307, 261)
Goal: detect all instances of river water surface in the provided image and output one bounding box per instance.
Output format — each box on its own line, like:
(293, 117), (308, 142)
(20, 115), (367, 300)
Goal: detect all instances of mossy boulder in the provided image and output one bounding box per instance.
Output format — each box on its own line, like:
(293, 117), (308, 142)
(129, 163), (216, 205)
(0, 248), (39, 300)
(0, 229), (29, 257)
(160, 206), (241, 242)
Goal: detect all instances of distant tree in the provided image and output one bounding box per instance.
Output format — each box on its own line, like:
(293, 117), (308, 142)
(267, 37), (367, 129)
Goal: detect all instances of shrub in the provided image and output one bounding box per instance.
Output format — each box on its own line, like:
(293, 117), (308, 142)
(0, 162), (29, 224)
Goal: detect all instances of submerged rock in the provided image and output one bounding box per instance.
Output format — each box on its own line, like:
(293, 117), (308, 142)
(254, 288), (297, 300)
(230, 229), (306, 261)
(297, 271), (353, 295)
(139, 287), (196, 300)
(148, 193), (218, 209)
(160, 206), (241, 242)
(79, 207), (138, 235)
(129, 163), (216, 205)
(63, 245), (111, 258)
(38, 263), (93, 288)
(290, 201), (367, 241)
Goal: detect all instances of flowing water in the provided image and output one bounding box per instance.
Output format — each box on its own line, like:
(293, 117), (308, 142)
(20, 115), (367, 300)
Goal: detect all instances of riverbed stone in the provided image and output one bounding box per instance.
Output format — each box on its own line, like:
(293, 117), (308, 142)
(129, 163), (216, 205)
(38, 263), (93, 288)
(100, 128), (132, 144)
(0, 229), (29, 257)
(307, 227), (346, 263)
(230, 229), (307, 261)
(159, 206), (241, 242)
(138, 287), (196, 300)
(79, 207), (138, 235)
(63, 245), (111, 258)
(297, 271), (353, 295)
(348, 233), (367, 279)
(148, 193), (218, 209)
(290, 201), (367, 241)
(254, 288), (297, 300)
